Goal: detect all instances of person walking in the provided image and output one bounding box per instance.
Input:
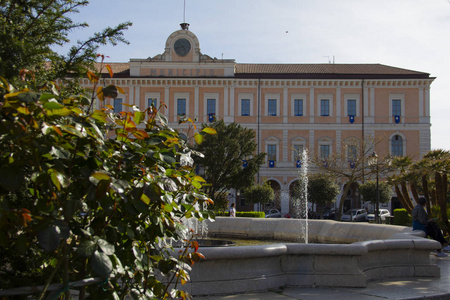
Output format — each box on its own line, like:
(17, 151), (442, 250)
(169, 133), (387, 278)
(230, 203), (236, 217)
(412, 196), (450, 257)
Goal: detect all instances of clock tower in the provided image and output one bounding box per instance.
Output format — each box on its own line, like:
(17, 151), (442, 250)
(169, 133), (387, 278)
(129, 23), (235, 77)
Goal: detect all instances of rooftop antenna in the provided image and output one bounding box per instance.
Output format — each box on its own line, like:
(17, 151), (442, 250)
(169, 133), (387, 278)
(180, 0), (189, 30)
(323, 56), (335, 64)
(183, 0), (186, 23)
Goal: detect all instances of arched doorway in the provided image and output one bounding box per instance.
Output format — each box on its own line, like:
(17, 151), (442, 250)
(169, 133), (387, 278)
(342, 182), (361, 212)
(288, 180), (309, 218)
(266, 180), (281, 210)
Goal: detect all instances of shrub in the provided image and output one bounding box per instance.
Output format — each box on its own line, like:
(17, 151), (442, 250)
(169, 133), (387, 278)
(215, 211), (264, 218)
(393, 208), (411, 226)
(0, 71), (216, 299)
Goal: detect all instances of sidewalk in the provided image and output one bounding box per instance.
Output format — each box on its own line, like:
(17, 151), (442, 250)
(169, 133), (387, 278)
(197, 252), (450, 300)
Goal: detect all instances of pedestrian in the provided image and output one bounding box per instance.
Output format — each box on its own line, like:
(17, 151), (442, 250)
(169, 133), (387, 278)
(230, 203), (236, 217)
(412, 196), (450, 257)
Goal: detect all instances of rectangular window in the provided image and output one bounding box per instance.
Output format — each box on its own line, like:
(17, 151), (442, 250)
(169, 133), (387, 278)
(114, 98), (122, 114)
(320, 99), (329, 116)
(294, 99), (303, 116)
(347, 99), (356, 116)
(177, 98), (186, 116)
(241, 99), (250, 116)
(320, 144), (330, 159)
(207, 99), (216, 115)
(268, 99), (277, 116)
(293, 144), (304, 160)
(348, 145), (357, 162)
(267, 145), (277, 161)
(148, 98), (157, 108)
(392, 99), (401, 116)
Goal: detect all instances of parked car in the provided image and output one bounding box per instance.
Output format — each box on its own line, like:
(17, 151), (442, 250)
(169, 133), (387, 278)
(323, 208), (337, 220)
(264, 209), (282, 218)
(366, 209), (391, 222)
(340, 209), (368, 222)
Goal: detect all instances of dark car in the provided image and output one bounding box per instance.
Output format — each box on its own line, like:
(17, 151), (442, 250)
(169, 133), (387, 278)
(323, 208), (337, 220)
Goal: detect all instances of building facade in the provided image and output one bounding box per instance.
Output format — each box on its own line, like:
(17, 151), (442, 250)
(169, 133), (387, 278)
(86, 24), (434, 215)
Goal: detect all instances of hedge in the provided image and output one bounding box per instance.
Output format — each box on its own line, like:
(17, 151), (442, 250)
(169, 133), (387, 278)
(214, 211), (265, 218)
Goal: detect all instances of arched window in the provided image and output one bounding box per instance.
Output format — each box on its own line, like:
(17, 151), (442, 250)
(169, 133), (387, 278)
(391, 135), (403, 156)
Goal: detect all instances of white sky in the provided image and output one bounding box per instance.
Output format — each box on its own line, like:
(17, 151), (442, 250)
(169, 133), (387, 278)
(56, 0), (450, 150)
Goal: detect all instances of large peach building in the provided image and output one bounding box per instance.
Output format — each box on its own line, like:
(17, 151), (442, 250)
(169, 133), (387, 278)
(89, 24), (434, 215)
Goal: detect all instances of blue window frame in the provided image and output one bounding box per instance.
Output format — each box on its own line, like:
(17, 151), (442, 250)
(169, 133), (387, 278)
(267, 145), (277, 161)
(268, 99), (277, 116)
(207, 99), (216, 115)
(114, 98), (122, 113)
(392, 135), (403, 157)
(148, 98), (157, 108)
(241, 99), (250, 116)
(320, 144), (330, 159)
(392, 99), (401, 116)
(177, 98), (186, 116)
(347, 100), (356, 116)
(294, 99), (303, 116)
(320, 99), (329, 116)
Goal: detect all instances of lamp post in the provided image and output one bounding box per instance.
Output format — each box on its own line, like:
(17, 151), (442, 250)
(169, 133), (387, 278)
(368, 152), (380, 224)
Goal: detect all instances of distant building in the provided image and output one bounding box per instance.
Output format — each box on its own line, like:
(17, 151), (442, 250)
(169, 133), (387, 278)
(86, 23), (434, 215)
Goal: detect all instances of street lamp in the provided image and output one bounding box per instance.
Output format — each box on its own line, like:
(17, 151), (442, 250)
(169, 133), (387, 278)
(368, 152), (380, 224)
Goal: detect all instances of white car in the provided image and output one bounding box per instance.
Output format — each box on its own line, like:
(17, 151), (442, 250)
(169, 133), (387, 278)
(341, 209), (367, 222)
(366, 209), (391, 222)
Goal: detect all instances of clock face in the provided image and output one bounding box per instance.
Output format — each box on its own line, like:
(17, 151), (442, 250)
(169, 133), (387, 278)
(174, 38), (191, 57)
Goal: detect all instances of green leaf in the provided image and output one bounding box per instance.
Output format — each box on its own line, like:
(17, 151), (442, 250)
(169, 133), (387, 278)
(202, 127), (217, 135)
(60, 125), (84, 137)
(157, 111), (168, 126)
(134, 111), (145, 124)
(47, 107), (72, 117)
(194, 132), (204, 144)
(141, 194), (150, 205)
(132, 246), (143, 261)
(91, 110), (108, 123)
(91, 251), (113, 278)
(163, 203), (173, 213)
(77, 240), (96, 257)
(103, 85), (118, 99)
(48, 169), (61, 191)
(43, 101), (64, 110)
(48, 169), (69, 190)
(97, 239), (115, 255)
(89, 172), (111, 184)
(37, 226), (61, 252)
(17, 92), (40, 103)
(111, 254), (125, 275)
(39, 93), (57, 102)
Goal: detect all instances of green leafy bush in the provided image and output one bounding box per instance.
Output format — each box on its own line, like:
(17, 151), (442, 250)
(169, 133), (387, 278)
(393, 208), (411, 226)
(0, 69), (216, 299)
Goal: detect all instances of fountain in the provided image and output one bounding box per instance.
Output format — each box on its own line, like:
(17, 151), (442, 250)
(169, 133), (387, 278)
(177, 153), (440, 297)
(181, 219), (440, 296)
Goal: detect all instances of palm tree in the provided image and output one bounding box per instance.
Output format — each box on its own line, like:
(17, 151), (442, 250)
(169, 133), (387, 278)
(422, 150), (450, 232)
(388, 156), (414, 213)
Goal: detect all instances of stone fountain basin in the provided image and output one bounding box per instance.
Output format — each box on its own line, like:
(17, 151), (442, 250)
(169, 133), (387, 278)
(182, 217), (440, 296)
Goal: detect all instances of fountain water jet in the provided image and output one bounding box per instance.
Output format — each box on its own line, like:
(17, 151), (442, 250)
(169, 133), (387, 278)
(292, 149), (309, 243)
